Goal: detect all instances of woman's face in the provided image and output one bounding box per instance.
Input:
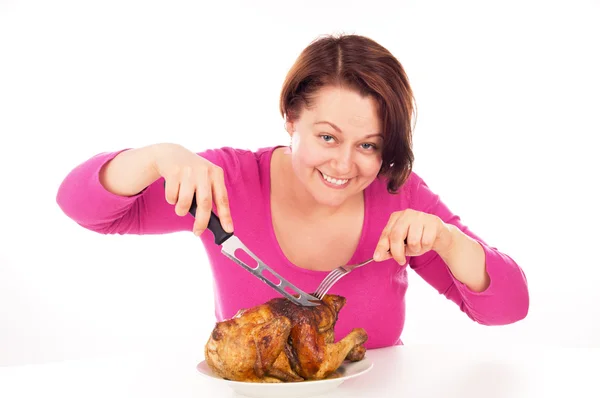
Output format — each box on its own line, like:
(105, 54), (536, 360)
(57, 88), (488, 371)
(286, 85), (383, 208)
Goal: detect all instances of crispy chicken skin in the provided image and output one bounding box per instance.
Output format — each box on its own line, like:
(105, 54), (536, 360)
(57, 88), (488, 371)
(204, 294), (368, 382)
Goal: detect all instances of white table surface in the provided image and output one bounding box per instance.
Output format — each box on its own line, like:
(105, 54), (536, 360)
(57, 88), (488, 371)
(1, 343), (598, 397)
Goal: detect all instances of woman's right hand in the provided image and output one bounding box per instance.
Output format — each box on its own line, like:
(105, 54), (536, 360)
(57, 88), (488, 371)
(152, 143), (233, 236)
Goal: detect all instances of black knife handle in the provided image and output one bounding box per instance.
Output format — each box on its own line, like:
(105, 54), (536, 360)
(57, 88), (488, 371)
(163, 180), (233, 245)
(188, 195), (233, 245)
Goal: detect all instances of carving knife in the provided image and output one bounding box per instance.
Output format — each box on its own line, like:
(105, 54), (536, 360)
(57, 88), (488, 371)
(187, 195), (320, 307)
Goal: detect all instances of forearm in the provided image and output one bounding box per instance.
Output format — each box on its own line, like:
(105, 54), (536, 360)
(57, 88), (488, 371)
(437, 224), (490, 292)
(99, 144), (162, 196)
(408, 175), (528, 324)
(57, 145), (197, 236)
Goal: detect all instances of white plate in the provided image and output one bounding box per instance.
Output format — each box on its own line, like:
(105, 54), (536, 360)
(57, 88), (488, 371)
(196, 357), (374, 398)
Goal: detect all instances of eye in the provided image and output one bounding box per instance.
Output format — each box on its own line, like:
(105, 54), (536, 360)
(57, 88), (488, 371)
(320, 134), (335, 142)
(360, 143), (377, 150)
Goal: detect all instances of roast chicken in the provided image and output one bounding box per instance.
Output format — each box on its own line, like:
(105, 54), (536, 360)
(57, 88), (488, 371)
(204, 294), (368, 382)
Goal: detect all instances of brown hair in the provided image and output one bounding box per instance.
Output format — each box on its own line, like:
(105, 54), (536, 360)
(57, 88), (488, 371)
(279, 33), (416, 193)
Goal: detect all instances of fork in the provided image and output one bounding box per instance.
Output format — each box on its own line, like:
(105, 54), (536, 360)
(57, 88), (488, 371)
(313, 248), (395, 300)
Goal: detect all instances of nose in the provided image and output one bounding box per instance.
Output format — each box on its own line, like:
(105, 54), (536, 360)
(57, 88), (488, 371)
(331, 146), (353, 175)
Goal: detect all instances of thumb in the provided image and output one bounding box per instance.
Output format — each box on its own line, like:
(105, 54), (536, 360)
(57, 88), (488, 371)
(373, 235), (392, 261)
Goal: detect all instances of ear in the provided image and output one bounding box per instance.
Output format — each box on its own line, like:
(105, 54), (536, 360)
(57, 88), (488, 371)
(284, 115), (295, 136)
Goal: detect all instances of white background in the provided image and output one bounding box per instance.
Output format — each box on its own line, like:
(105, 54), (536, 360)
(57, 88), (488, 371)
(1, 0), (599, 367)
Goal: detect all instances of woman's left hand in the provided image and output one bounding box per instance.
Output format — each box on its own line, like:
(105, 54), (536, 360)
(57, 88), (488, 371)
(373, 209), (455, 265)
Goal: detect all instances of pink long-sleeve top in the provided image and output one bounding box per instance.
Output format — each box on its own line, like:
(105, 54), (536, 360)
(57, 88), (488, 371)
(56, 145), (529, 348)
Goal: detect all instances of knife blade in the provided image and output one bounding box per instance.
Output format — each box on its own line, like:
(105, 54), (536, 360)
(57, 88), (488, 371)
(187, 195), (320, 307)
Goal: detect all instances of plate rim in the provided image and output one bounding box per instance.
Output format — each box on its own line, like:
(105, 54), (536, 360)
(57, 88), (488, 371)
(196, 355), (374, 386)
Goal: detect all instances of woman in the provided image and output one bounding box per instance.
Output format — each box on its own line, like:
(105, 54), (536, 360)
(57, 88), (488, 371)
(56, 34), (529, 348)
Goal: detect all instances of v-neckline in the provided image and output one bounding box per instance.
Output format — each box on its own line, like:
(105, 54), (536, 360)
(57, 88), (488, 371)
(260, 146), (371, 276)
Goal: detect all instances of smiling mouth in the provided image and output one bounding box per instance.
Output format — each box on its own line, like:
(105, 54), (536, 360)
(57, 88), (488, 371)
(319, 170), (351, 186)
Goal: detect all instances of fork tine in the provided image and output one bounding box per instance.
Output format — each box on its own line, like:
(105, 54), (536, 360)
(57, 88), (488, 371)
(314, 269), (344, 295)
(314, 254), (382, 300)
(314, 275), (337, 298)
(315, 273), (346, 299)
(314, 269), (347, 299)
(318, 270), (343, 289)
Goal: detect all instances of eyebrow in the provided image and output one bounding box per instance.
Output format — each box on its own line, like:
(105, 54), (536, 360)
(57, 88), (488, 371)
(314, 121), (382, 139)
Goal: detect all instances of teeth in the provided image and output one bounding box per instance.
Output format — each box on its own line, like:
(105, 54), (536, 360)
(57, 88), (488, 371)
(320, 171), (349, 185)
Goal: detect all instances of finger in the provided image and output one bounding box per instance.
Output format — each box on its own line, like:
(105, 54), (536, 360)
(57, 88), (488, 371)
(406, 222), (424, 256)
(374, 245), (393, 262)
(210, 167), (233, 233)
(373, 235), (390, 262)
(379, 249), (393, 261)
(421, 222), (437, 253)
(164, 176), (180, 205)
(389, 219), (409, 265)
(174, 168), (196, 217)
(193, 175), (213, 236)
(373, 213), (400, 261)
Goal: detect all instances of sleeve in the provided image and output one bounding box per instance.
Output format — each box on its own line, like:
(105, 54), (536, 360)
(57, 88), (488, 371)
(55, 147), (243, 235)
(407, 174), (529, 326)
